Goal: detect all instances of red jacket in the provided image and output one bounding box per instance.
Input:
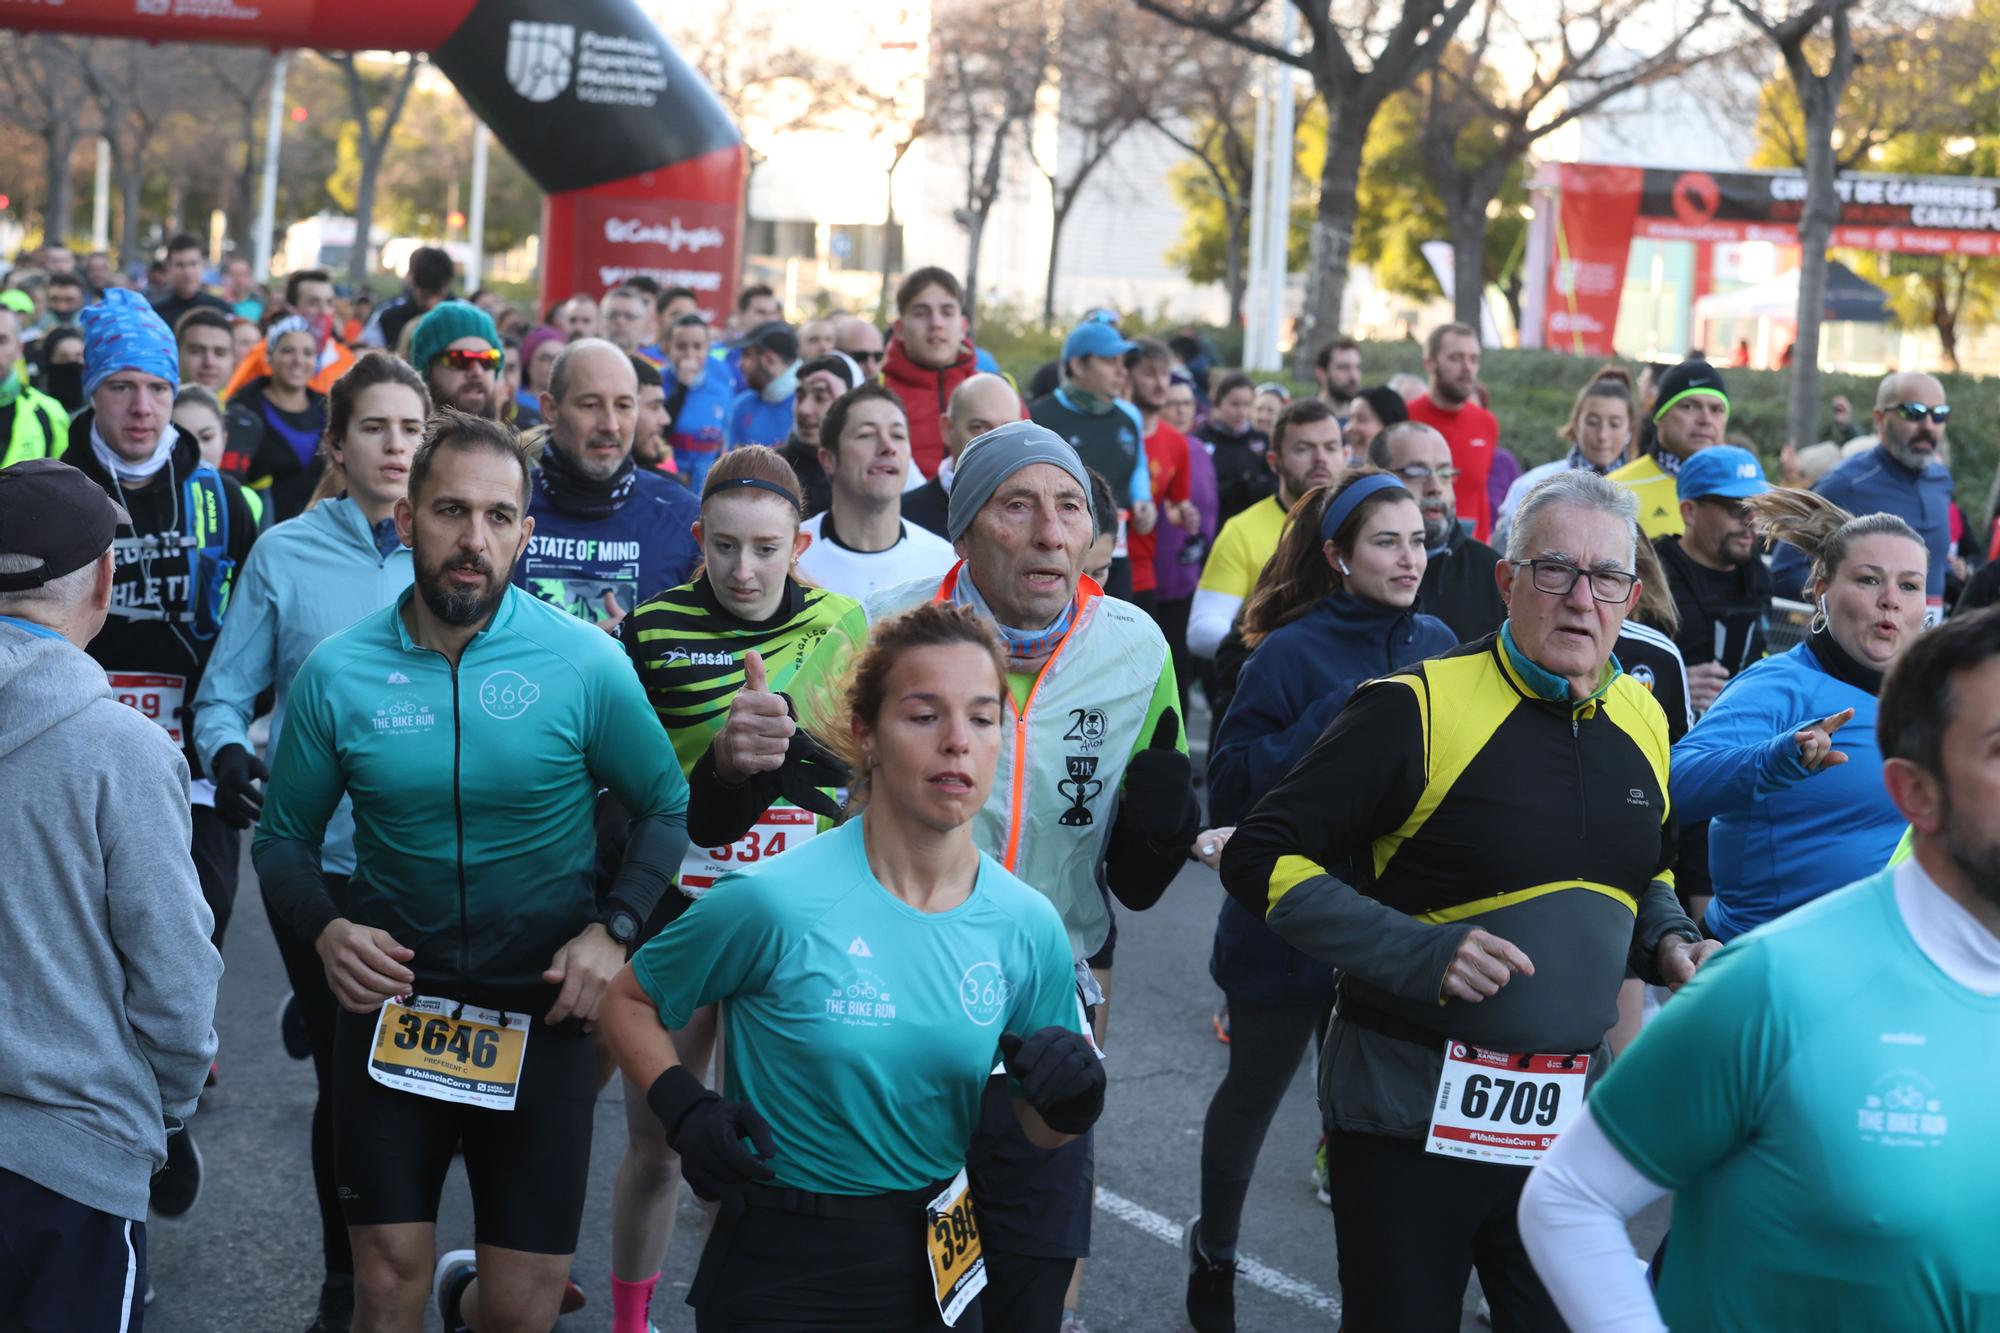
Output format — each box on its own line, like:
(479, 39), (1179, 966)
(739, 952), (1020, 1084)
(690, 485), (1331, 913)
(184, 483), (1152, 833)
(882, 338), (981, 479)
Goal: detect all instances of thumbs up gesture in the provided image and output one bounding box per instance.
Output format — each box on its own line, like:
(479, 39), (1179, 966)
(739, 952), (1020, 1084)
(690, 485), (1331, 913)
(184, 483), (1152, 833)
(713, 649), (797, 785)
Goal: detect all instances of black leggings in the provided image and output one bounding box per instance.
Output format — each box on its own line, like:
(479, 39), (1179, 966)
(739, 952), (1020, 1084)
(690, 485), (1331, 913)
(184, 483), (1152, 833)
(191, 803), (240, 949)
(264, 874), (352, 1278)
(1196, 994), (1324, 1256)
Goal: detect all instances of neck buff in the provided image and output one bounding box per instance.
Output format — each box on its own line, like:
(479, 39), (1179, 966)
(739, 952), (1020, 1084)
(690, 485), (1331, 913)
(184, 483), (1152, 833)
(90, 418), (179, 485)
(0, 368), (18, 407)
(762, 360), (800, 404)
(1807, 622), (1885, 695)
(954, 567), (1077, 671)
(539, 440), (635, 519)
(1058, 384), (1117, 416)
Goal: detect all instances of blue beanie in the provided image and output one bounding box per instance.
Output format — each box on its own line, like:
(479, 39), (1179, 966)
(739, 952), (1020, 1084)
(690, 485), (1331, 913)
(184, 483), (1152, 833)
(81, 288), (179, 400)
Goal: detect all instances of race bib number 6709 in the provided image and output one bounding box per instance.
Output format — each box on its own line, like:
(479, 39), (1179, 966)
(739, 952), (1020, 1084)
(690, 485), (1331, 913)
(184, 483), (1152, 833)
(1424, 1042), (1589, 1166)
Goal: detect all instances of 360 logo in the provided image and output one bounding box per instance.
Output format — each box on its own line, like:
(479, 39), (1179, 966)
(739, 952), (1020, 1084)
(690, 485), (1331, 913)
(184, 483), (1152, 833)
(959, 962), (1013, 1027)
(479, 670), (542, 721)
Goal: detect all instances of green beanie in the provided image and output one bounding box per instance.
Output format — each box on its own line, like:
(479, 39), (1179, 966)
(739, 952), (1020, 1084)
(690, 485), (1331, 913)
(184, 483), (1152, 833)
(410, 300), (500, 373)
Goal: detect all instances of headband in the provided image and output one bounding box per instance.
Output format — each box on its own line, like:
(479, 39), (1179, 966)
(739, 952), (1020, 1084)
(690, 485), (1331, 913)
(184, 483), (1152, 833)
(265, 315), (313, 353)
(1319, 472), (1409, 544)
(1651, 385), (1728, 423)
(704, 476), (802, 511)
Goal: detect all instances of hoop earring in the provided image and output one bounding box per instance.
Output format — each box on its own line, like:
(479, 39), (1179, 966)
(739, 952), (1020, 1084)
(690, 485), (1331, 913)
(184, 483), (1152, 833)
(1809, 594), (1828, 636)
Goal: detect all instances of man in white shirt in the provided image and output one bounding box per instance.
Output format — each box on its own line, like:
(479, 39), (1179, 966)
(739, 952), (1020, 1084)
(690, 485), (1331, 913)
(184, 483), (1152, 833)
(797, 382), (956, 600)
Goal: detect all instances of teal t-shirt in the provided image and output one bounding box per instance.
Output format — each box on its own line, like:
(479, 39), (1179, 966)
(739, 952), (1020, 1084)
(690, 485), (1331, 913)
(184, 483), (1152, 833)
(1589, 867), (2000, 1332)
(630, 817), (1082, 1196)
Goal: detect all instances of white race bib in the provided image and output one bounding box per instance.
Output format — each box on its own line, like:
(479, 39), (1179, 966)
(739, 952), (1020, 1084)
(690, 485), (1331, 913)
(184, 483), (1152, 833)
(109, 671), (186, 744)
(678, 806), (816, 897)
(368, 995), (531, 1111)
(1424, 1041), (1590, 1166)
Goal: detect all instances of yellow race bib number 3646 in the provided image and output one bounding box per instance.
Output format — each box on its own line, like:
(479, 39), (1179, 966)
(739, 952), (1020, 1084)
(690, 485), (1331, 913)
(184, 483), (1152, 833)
(368, 995), (530, 1111)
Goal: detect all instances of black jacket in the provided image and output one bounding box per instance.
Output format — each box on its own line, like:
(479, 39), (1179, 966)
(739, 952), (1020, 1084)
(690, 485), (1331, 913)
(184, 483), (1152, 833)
(1197, 422), (1275, 524)
(1418, 525), (1507, 643)
(68, 411), (261, 776)
(1655, 534), (1772, 673)
(220, 378), (329, 523)
(901, 473), (950, 539)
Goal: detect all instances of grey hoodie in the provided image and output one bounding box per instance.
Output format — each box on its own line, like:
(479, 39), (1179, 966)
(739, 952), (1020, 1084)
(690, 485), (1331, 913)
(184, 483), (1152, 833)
(0, 617), (222, 1222)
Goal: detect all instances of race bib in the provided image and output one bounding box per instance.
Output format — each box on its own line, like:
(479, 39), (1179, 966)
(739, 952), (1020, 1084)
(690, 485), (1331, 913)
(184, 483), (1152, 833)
(925, 1168), (986, 1326)
(1424, 1041), (1590, 1166)
(368, 995), (530, 1111)
(678, 806), (816, 897)
(109, 671), (187, 744)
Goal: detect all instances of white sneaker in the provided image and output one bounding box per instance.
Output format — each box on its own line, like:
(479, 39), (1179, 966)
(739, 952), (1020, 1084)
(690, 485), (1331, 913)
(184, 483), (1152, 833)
(432, 1248), (477, 1331)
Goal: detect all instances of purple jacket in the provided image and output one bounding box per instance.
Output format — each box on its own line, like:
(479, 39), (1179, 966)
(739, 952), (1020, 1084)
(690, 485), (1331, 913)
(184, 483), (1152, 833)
(1154, 436), (1221, 601)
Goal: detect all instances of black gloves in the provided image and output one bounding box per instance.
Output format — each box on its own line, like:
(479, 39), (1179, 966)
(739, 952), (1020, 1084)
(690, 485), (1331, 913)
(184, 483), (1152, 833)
(774, 706), (850, 820)
(1000, 1027), (1106, 1136)
(1121, 710), (1199, 852)
(645, 1065), (777, 1202)
(210, 743), (269, 830)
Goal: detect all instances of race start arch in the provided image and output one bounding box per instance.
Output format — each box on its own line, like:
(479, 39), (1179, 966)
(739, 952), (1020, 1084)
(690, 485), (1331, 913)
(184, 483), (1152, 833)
(2, 0), (746, 317)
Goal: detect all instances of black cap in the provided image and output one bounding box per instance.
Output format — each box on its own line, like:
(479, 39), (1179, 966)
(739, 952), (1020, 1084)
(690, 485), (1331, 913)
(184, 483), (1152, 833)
(0, 459), (129, 591)
(1355, 385), (1409, 429)
(1651, 358), (1729, 422)
(744, 321), (798, 362)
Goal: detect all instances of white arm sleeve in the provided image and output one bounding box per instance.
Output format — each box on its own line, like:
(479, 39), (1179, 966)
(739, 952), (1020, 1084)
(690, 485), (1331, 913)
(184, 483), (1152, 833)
(1517, 1105), (1671, 1333)
(1187, 589), (1242, 660)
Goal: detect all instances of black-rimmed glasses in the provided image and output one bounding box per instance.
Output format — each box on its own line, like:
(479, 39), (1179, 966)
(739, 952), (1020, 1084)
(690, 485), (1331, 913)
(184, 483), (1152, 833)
(1512, 558), (1637, 603)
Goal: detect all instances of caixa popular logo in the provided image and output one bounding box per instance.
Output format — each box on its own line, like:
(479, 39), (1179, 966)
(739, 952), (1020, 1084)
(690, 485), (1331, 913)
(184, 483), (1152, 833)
(506, 21), (576, 103)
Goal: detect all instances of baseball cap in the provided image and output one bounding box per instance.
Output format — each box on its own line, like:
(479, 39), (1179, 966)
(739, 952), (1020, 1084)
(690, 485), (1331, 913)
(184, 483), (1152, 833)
(0, 459), (129, 591)
(1675, 444), (1769, 502)
(745, 321), (799, 363)
(1062, 321), (1136, 363)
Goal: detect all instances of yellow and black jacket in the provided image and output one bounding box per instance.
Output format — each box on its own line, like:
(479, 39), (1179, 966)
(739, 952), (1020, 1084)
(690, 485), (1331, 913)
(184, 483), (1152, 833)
(1221, 628), (1699, 1140)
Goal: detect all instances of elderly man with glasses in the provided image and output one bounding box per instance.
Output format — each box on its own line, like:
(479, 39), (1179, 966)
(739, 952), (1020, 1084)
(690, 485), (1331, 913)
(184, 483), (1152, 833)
(1773, 370), (1956, 615)
(1222, 467), (1713, 1333)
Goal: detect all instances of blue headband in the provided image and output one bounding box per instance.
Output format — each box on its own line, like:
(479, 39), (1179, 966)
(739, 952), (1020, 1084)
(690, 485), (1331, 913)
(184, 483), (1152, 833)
(1318, 472), (1409, 543)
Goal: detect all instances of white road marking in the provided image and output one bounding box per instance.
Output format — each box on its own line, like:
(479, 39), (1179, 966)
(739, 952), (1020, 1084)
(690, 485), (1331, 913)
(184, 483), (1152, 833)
(1096, 1187), (1342, 1318)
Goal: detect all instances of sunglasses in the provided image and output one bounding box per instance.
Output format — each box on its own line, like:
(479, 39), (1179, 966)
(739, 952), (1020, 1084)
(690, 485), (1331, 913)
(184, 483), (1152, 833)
(1891, 402), (1951, 424)
(850, 349), (886, 364)
(438, 347), (502, 371)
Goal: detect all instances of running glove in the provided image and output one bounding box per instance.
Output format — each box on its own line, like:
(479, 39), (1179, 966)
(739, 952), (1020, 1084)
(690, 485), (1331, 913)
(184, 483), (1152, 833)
(999, 1027), (1105, 1136)
(646, 1065), (778, 1202)
(775, 708), (850, 821)
(209, 743), (269, 830)
(1119, 710), (1200, 851)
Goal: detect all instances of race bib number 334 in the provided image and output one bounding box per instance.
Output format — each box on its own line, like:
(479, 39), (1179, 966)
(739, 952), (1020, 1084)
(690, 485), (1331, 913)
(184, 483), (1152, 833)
(1424, 1042), (1589, 1166)
(679, 806), (816, 897)
(368, 995), (530, 1111)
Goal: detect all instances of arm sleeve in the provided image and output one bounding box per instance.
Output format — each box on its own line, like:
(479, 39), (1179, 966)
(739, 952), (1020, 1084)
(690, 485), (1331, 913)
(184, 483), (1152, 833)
(192, 543), (281, 768)
(1517, 1106), (1671, 1333)
(628, 873), (789, 1027)
(250, 655), (350, 945)
(1207, 652), (1352, 827)
(1670, 683), (1819, 820)
(587, 653), (693, 921)
(105, 750), (223, 1121)
(1187, 588), (1241, 659)
(1220, 679), (1467, 1001)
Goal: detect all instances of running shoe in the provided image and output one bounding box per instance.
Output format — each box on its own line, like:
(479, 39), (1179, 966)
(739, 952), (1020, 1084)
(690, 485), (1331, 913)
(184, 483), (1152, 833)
(1059, 1314), (1091, 1333)
(561, 1277), (587, 1313)
(150, 1126), (203, 1217)
(1312, 1134), (1330, 1206)
(433, 1250), (477, 1333)
(1183, 1214), (1236, 1333)
(279, 992), (311, 1061)
(1211, 1006), (1231, 1044)
(306, 1272), (354, 1333)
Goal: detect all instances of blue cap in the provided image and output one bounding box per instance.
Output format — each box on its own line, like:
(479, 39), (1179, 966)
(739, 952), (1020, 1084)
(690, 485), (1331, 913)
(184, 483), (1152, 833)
(1062, 320), (1137, 363)
(1675, 445), (1769, 502)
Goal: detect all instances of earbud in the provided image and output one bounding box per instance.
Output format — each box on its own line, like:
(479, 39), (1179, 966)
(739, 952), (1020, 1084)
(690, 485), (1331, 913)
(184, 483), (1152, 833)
(1337, 559), (1351, 576)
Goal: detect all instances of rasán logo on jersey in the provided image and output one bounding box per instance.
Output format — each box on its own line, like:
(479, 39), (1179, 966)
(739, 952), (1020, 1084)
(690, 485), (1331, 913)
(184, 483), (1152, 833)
(506, 22), (576, 103)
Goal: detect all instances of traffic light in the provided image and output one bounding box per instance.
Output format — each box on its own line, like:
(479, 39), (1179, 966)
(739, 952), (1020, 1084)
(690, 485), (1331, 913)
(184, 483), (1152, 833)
(290, 105), (308, 123)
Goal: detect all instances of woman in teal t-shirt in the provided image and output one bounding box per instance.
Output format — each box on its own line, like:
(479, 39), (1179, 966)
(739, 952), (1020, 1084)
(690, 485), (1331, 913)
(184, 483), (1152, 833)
(602, 602), (1101, 1332)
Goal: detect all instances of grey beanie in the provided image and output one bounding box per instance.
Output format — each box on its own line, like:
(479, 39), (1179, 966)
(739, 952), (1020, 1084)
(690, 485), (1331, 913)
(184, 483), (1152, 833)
(946, 420), (1091, 541)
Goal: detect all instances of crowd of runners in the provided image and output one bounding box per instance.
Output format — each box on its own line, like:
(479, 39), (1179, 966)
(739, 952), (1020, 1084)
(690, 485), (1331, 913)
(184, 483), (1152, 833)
(3, 236), (1999, 1333)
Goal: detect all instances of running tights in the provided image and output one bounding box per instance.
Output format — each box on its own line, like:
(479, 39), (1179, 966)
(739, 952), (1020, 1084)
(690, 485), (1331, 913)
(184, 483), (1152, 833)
(1196, 994), (1323, 1257)
(264, 874), (353, 1279)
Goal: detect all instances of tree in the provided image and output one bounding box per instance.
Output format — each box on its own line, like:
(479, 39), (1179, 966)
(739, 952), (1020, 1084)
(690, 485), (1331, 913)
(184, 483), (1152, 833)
(1416, 0), (1724, 331)
(1152, 40), (1263, 327)
(80, 41), (201, 266)
(1139, 0), (1477, 374)
(931, 0), (1056, 320)
(0, 34), (95, 249)
(323, 52), (420, 286)
(195, 49), (278, 250)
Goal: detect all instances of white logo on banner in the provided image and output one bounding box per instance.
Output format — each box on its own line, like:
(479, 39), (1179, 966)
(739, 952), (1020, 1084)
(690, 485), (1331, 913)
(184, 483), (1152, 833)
(507, 22), (576, 103)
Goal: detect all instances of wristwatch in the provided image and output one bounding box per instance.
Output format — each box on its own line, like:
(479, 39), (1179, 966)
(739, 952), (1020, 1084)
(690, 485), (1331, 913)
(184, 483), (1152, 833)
(599, 904), (640, 946)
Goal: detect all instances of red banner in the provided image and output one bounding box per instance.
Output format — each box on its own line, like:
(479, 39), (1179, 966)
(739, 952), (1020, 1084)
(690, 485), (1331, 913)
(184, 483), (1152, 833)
(1543, 164), (1644, 358)
(544, 155), (744, 326)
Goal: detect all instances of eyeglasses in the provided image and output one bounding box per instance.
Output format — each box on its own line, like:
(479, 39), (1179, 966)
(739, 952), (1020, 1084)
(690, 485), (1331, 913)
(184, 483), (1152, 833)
(438, 347), (502, 371)
(1892, 401), (1951, 424)
(1392, 464), (1460, 483)
(1512, 558), (1637, 604)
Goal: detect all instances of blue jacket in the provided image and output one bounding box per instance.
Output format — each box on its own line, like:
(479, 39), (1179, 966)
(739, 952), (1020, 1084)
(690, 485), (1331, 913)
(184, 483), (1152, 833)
(728, 388), (795, 449)
(1208, 593), (1456, 1002)
(668, 370), (734, 460)
(1670, 639), (1901, 940)
(514, 466), (701, 626)
(1771, 444), (1952, 601)
(191, 497), (412, 875)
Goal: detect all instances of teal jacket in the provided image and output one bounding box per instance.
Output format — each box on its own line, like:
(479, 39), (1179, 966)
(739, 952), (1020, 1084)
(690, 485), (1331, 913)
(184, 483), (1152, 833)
(192, 497), (412, 875)
(253, 585), (689, 1005)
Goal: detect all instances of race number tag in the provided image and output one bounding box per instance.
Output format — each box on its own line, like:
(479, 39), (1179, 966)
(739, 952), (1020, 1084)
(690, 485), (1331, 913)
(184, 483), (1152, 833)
(1424, 1042), (1590, 1166)
(109, 671), (187, 744)
(925, 1168), (986, 1326)
(678, 806), (816, 897)
(367, 995), (530, 1111)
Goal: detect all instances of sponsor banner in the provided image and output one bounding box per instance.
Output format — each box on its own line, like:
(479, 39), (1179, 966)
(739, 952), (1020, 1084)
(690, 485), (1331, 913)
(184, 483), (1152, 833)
(1543, 164), (1644, 358)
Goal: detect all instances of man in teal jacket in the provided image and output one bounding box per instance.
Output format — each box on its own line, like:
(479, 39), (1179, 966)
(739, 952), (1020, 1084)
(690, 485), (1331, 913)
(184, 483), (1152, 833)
(253, 409), (690, 1333)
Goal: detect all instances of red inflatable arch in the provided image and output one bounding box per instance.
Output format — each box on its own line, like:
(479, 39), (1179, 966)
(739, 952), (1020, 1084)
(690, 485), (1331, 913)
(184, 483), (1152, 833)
(2, 0), (747, 319)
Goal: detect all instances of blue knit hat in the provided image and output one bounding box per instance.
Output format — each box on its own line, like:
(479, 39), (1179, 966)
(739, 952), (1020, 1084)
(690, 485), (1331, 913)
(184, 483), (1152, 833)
(410, 300), (501, 374)
(81, 288), (178, 400)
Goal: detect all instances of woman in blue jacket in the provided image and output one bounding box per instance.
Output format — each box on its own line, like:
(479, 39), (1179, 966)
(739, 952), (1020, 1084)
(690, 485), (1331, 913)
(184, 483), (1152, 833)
(188, 351), (428, 1333)
(1671, 488), (1929, 942)
(1187, 469), (1454, 1330)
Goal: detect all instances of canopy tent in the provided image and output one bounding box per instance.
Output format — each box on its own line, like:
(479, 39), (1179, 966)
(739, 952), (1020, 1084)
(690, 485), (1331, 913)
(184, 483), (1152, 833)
(1691, 260), (1889, 324)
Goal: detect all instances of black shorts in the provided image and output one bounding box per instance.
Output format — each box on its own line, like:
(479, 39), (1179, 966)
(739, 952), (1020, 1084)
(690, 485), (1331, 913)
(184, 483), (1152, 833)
(331, 1008), (598, 1254)
(1084, 906), (1117, 972)
(0, 1166), (145, 1333)
(966, 1074), (1094, 1260)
